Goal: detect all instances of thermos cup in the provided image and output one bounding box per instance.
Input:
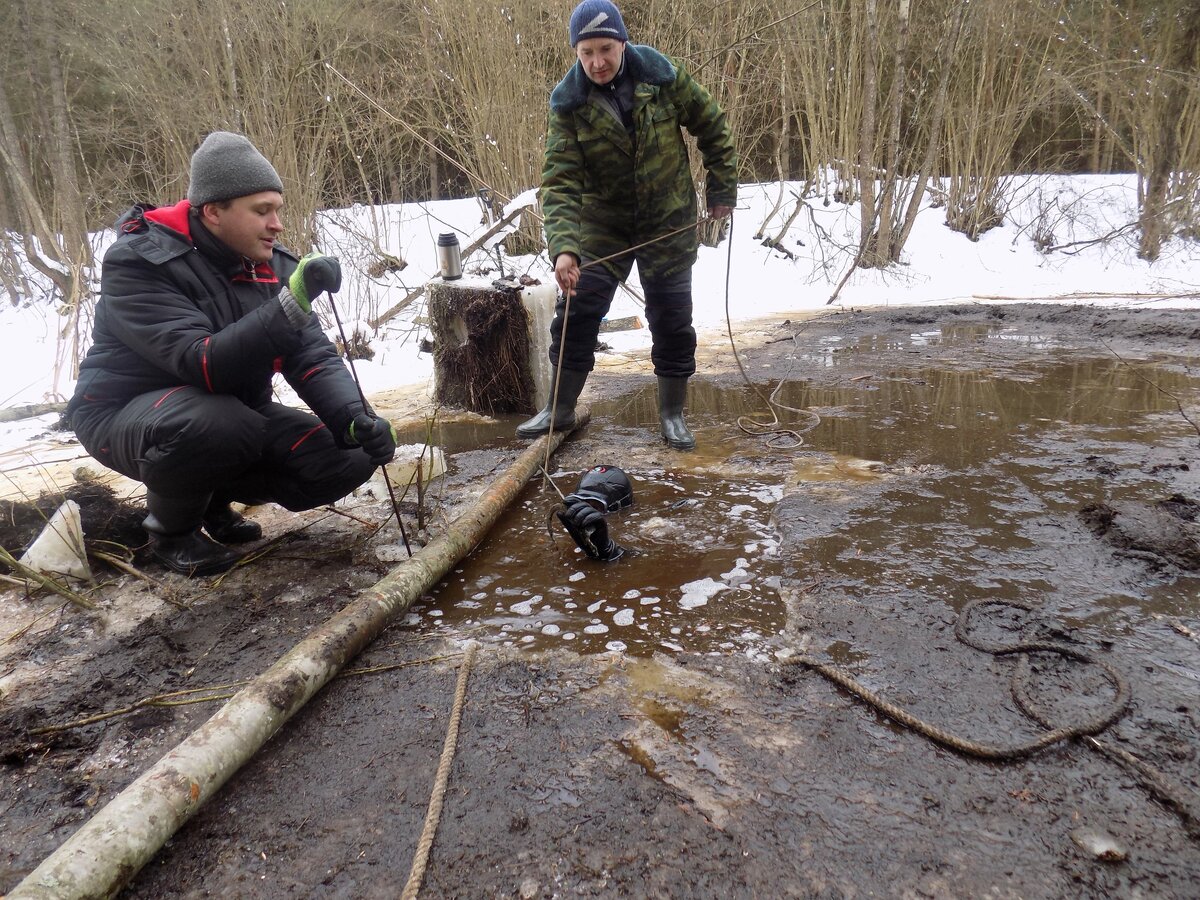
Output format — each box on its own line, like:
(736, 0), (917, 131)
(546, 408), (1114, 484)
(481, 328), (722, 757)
(437, 232), (462, 280)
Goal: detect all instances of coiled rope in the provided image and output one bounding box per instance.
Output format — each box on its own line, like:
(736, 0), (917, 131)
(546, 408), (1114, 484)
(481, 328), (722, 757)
(721, 213), (823, 450)
(788, 599), (1129, 759)
(786, 598), (1200, 837)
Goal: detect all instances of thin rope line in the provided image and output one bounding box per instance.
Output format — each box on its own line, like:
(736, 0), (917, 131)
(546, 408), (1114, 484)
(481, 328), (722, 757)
(722, 212), (821, 449)
(542, 290), (573, 487)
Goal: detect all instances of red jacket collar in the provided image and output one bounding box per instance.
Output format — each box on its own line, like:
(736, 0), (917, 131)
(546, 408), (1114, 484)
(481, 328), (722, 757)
(142, 199), (193, 240)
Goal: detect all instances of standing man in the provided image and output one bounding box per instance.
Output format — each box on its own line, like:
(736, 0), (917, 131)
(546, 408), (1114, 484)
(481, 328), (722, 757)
(517, 0), (737, 451)
(67, 132), (397, 576)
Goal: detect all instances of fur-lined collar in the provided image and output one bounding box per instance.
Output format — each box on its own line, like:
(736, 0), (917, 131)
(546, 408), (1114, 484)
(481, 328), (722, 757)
(550, 44), (676, 114)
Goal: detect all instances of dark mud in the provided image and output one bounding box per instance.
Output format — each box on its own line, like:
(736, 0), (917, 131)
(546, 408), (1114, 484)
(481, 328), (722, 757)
(3, 303), (1200, 898)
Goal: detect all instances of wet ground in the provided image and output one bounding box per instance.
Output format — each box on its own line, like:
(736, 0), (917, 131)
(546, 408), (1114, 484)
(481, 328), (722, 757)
(2, 303), (1199, 897)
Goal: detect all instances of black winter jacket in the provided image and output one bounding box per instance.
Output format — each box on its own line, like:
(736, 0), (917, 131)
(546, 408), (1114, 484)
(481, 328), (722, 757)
(68, 200), (364, 444)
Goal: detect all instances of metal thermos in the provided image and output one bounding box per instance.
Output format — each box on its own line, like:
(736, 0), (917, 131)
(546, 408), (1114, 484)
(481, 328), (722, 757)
(436, 232), (462, 280)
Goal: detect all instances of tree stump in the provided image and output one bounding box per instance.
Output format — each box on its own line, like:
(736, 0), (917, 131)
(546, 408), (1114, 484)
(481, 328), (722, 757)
(428, 279), (552, 416)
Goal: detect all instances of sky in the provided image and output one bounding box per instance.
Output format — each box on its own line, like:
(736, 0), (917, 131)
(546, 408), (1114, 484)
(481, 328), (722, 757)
(1, 172), (1198, 419)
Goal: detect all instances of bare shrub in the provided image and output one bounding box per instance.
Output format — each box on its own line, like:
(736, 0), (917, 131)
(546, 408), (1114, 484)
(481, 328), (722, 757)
(942, 2), (1063, 241)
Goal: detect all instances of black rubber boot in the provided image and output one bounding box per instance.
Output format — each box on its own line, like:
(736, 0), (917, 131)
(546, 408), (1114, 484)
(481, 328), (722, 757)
(657, 376), (695, 451)
(144, 491), (241, 576)
(516, 367), (589, 438)
(203, 501), (263, 544)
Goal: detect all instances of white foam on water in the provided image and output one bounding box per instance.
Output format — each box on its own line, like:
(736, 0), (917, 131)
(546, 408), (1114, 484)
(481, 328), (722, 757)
(679, 577), (728, 610)
(613, 609), (634, 626)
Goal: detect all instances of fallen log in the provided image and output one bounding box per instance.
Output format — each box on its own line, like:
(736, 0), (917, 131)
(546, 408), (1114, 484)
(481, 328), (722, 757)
(9, 411), (589, 899)
(0, 401), (67, 424)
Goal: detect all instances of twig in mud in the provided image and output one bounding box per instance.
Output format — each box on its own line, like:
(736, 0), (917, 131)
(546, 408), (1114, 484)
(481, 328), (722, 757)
(209, 515), (347, 586)
(0, 546), (98, 610)
(3, 603), (61, 645)
(30, 682), (250, 735)
(1098, 339), (1200, 442)
(28, 654), (460, 736)
(324, 506), (384, 528)
(340, 653), (462, 678)
(88, 549), (186, 608)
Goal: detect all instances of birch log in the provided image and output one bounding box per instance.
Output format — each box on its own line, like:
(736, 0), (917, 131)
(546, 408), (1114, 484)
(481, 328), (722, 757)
(9, 412), (588, 899)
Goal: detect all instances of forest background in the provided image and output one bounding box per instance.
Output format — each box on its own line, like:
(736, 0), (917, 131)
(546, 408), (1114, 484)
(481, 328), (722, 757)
(0, 0), (1198, 378)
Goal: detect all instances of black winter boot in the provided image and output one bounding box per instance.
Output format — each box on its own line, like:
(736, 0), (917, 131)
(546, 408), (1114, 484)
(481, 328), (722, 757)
(144, 491), (241, 576)
(516, 367), (589, 438)
(657, 376), (695, 451)
(203, 501), (263, 544)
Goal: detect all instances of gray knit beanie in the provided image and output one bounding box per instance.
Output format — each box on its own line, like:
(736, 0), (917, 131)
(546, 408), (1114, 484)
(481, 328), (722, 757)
(569, 0), (628, 46)
(187, 131), (284, 206)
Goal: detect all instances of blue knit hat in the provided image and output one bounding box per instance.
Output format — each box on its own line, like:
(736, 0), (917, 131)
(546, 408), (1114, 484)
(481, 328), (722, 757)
(569, 0), (628, 46)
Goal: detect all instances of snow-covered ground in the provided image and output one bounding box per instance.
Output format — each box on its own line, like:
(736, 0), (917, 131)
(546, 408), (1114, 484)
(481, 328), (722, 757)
(1, 173), (1197, 419)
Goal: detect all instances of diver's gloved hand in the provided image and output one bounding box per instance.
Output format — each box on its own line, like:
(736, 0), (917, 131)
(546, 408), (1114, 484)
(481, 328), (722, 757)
(557, 497), (624, 561)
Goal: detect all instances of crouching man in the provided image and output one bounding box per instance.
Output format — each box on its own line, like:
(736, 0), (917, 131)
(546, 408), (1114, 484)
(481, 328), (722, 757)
(66, 131), (396, 576)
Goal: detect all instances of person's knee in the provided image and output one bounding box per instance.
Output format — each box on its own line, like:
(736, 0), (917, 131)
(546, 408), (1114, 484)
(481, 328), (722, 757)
(274, 449), (376, 511)
(142, 406), (267, 492)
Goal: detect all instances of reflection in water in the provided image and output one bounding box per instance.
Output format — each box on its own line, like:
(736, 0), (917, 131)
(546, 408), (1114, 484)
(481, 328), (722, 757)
(407, 343), (1200, 655)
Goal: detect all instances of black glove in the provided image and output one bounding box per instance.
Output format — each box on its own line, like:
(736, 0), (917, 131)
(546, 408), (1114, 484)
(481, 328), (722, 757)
(288, 253), (342, 313)
(556, 497), (624, 561)
(348, 414), (397, 465)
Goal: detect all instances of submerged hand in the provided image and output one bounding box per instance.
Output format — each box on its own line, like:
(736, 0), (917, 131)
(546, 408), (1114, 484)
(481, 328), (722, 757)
(557, 497), (624, 561)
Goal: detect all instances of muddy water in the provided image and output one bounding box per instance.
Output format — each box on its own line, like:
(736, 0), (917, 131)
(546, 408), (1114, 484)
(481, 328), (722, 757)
(410, 449), (787, 657)
(400, 343), (1200, 659)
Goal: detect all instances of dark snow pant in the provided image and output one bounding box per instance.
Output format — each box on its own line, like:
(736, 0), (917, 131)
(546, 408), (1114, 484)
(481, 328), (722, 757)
(72, 387), (375, 511)
(548, 257), (696, 378)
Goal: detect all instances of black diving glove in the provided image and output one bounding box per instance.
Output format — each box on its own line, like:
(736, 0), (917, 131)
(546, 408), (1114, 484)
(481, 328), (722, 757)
(557, 496), (624, 561)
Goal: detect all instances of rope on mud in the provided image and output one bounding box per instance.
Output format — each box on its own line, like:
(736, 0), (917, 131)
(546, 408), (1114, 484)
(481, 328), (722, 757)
(786, 598), (1130, 759)
(402, 641), (478, 900)
(1081, 734), (1200, 839)
(787, 598), (1200, 838)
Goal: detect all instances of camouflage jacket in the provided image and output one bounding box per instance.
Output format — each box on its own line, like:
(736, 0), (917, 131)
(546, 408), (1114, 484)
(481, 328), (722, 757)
(541, 44), (737, 281)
